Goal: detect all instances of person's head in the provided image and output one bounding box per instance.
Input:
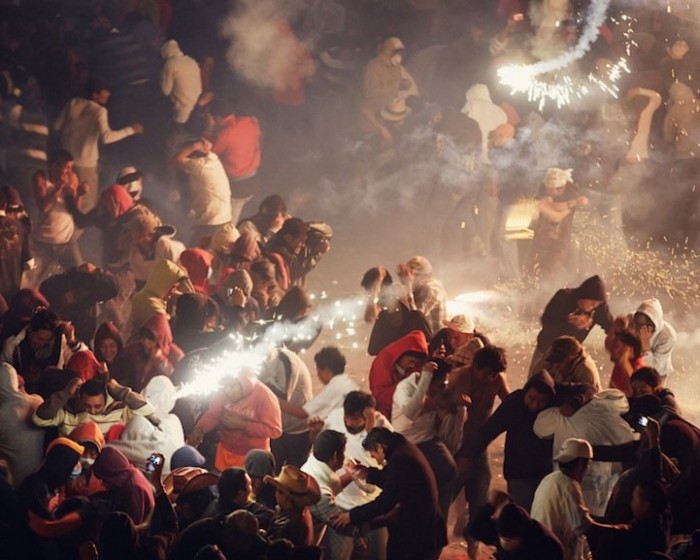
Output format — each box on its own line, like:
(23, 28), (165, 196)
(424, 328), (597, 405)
(138, 326), (159, 356)
(497, 502), (530, 552)
(555, 438), (592, 482)
(96, 337), (119, 364)
(546, 336), (582, 375)
(631, 481), (668, 522)
(27, 308), (60, 352)
(274, 286), (312, 322)
(522, 370), (556, 413)
(343, 391), (377, 435)
(361, 266), (393, 293)
(79, 379), (107, 415)
(313, 430), (347, 471)
(575, 275), (606, 311)
(258, 195), (288, 232)
(88, 78), (111, 105)
(381, 36), (405, 66)
(48, 149), (75, 183)
(609, 330), (642, 364)
(244, 449), (276, 496)
(544, 167), (572, 196)
(442, 314), (475, 349)
(279, 217), (309, 255)
(395, 350), (425, 375)
(472, 345), (507, 382)
(314, 346), (346, 385)
(218, 467), (252, 510)
(630, 367), (663, 398)
(264, 465), (320, 511)
(116, 166), (143, 201)
(633, 311), (656, 334)
(362, 427), (395, 465)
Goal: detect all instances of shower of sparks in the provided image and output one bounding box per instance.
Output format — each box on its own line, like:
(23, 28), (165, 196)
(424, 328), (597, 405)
(496, 0), (639, 109)
(175, 295), (366, 398)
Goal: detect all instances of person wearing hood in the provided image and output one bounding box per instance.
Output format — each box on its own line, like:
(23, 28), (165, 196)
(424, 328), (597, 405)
(33, 373), (156, 436)
(93, 321), (124, 366)
(66, 420), (107, 497)
(92, 446), (155, 524)
(214, 268), (258, 333)
(109, 375), (185, 472)
(461, 83), (507, 161)
(530, 275), (613, 376)
(130, 258), (194, 330)
(188, 370), (283, 471)
(369, 329), (429, 420)
(632, 298), (676, 380)
(113, 313), (183, 392)
(160, 39), (203, 125)
(40, 263), (119, 343)
(171, 292), (228, 353)
(179, 248), (215, 295)
(0, 288), (49, 345)
(533, 389), (638, 517)
(0, 363), (45, 487)
(463, 371), (556, 512)
(544, 336), (602, 393)
(18, 437), (91, 542)
(361, 37), (418, 145)
(238, 194), (288, 245)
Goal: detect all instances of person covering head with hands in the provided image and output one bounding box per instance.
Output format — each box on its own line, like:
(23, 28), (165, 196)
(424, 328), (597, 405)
(633, 298), (676, 381)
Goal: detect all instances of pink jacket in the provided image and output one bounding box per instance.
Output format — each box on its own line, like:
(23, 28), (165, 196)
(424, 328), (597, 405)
(196, 373), (283, 455)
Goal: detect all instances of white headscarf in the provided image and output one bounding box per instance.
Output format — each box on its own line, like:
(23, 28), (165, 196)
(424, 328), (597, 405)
(544, 168), (574, 189)
(461, 84), (507, 159)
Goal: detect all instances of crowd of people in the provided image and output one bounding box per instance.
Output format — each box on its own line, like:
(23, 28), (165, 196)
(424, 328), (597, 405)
(0, 0), (699, 559)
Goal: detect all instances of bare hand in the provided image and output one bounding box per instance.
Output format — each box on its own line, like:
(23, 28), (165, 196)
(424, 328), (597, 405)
(61, 321), (76, 344)
(638, 325), (654, 351)
(363, 407), (376, 432)
(576, 196), (589, 207)
(76, 182), (89, 198)
(644, 417), (660, 448)
(187, 427), (204, 447)
(67, 377), (83, 396)
(308, 416), (325, 433)
(131, 123), (144, 134)
(331, 512), (352, 530)
(567, 313), (593, 330)
(199, 138), (213, 152)
(228, 286), (246, 307)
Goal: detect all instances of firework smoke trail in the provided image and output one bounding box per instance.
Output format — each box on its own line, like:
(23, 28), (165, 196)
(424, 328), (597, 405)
(176, 295), (366, 398)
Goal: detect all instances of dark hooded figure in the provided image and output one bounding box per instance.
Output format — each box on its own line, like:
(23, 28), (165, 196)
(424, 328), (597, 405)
(18, 437), (92, 558)
(92, 447), (155, 525)
(529, 275), (613, 375)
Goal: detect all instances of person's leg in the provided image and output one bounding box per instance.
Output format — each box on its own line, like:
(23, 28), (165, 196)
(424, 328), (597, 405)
(73, 165), (100, 211)
(322, 526), (354, 560)
(270, 431), (312, 470)
(366, 527), (388, 560)
(229, 195), (253, 226)
(417, 439), (458, 522)
(507, 477), (542, 513)
(463, 451), (491, 557)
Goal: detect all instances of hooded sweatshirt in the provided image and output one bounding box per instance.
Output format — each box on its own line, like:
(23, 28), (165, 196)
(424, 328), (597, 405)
(93, 321), (124, 364)
(195, 369), (283, 456)
(109, 375), (184, 473)
(536, 275), (613, 353)
(66, 350), (102, 382)
(18, 437), (86, 539)
(67, 421), (107, 496)
(369, 330), (429, 420)
(461, 83), (507, 159)
(130, 259), (191, 330)
(635, 298), (676, 378)
(160, 40), (202, 124)
(0, 363), (44, 486)
(179, 248), (214, 295)
(534, 389), (638, 516)
(92, 447), (155, 524)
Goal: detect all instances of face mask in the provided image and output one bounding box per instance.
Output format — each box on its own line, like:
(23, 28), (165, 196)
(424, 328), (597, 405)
(81, 457), (95, 468)
(391, 53), (402, 66)
(70, 463), (83, 479)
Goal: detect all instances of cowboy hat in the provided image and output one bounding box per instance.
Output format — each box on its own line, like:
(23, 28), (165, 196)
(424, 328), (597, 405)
(163, 467), (220, 503)
(263, 465), (321, 507)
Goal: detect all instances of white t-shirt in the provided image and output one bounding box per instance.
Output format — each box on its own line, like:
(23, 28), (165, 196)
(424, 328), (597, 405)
(33, 182), (75, 245)
(391, 371), (436, 444)
(324, 407), (391, 510)
(303, 373), (360, 420)
(531, 470), (591, 560)
(181, 153), (232, 226)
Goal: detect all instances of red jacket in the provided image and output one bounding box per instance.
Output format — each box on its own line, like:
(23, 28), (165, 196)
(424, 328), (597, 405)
(212, 115), (261, 180)
(369, 330), (428, 420)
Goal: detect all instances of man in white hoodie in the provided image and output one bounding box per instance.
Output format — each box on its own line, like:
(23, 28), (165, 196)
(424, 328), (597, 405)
(160, 39), (202, 125)
(633, 298), (676, 381)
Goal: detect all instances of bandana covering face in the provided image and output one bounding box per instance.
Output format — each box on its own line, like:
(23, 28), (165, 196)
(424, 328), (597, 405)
(544, 167), (573, 189)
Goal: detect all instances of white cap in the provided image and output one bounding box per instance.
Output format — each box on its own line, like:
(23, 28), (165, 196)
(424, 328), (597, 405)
(443, 314), (475, 334)
(554, 438), (593, 463)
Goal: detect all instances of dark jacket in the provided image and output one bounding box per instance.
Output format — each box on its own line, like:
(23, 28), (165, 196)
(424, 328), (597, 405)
(467, 389), (553, 481)
(536, 276), (613, 352)
(349, 432), (446, 560)
(367, 301), (432, 356)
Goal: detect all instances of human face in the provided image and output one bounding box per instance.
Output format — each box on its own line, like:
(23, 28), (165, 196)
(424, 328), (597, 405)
(608, 336), (628, 363)
(523, 387), (550, 413)
(141, 336), (157, 356)
(344, 414), (367, 435)
(577, 299), (602, 312)
(29, 328), (54, 352)
(631, 380), (654, 399)
(329, 448), (346, 471)
(98, 338), (119, 363)
(235, 474), (253, 505)
(81, 394), (106, 415)
(93, 89), (111, 105)
(396, 354), (419, 373)
(446, 328), (471, 350)
(284, 233), (306, 255)
(250, 476), (265, 496)
(369, 444), (386, 466)
(316, 366), (334, 385)
(633, 312), (655, 333)
(275, 488), (294, 510)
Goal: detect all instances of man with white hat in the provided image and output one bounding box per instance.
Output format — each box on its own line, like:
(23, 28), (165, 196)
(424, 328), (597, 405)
(397, 255), (447, 334)
(361, 37), (418, 145)
(443, 314), (485, 368)
(531, 438), (627, 560)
